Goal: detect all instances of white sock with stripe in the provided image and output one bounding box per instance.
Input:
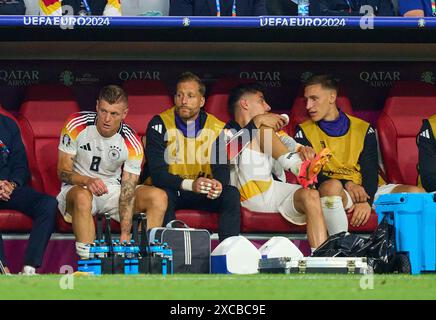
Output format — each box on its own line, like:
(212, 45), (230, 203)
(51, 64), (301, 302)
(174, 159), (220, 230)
(75, 242), (91, 260)
(321, 196), (348, 236)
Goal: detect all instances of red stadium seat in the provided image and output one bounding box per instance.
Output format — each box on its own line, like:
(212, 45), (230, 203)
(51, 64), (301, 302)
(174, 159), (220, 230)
(23, 84), (77, 101)
(122, 80), (173, 136)
(240, 206), (378, 234)
(204, 77), (253, 123)
(288, 96), (353, 136)
(0, 107), (37, 232)
(18, 85), (81, 233)
(175, 210), (219, 232)
(387, 81), (436, 97)
(377, 95), (436, 185)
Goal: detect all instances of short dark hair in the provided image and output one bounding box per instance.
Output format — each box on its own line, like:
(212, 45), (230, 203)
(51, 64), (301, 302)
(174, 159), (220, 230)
(98, 85), (128, 106)
(227, 82), (266, 117)
(303, 74), (339, 92)
(177, 72), (206, 97)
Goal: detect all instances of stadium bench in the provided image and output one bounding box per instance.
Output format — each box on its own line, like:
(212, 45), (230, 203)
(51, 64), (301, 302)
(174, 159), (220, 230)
(377, 87), (436, 185)
(18, 84), (81, 232)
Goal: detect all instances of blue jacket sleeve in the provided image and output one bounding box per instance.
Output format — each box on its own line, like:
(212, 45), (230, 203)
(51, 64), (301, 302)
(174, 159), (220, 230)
(145, 116), (184, 191)
(6, 117), (30, 187)
(358, 126), (379, 206)
(418, 119), (436, 192)
(210, 129), (230, 186)
(398, 0), (423, 15)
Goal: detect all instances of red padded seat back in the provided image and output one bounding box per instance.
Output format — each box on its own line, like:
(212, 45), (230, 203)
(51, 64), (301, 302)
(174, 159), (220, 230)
(204, 78), (253, 123)
(377, 96), (436, 185)
(388, 81), (436, 97)
(19, 86), (80, 197)
(122, 80), (173, 136)
(24, 84), (77, 101)
(288, 96), (353, 136)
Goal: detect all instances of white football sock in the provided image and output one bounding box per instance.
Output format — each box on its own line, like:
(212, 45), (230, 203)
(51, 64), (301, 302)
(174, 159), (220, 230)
(75, 242), (91, 260)
(21, 265), (36, 275)
(321, 196), (348, 236)
(278, 152), (302, 176)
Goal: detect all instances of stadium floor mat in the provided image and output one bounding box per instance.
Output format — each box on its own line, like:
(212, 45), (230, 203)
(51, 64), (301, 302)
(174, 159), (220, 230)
(0, 274), (435, 300)
(4, 233), (310, 274)
(2, 233), (371, 274)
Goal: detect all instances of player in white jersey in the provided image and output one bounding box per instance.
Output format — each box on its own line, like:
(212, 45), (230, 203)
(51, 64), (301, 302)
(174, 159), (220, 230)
(225, 83), (329, 249)
(57, 85), (167, 259)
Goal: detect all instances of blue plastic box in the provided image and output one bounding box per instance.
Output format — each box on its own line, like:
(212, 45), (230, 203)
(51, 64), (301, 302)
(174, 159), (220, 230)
(374, 193), (436, 274)
(77, 259), (101, 275)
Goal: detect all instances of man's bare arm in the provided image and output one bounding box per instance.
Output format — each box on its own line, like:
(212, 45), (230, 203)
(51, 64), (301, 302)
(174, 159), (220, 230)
(119, 171), (139, 240)
(57, 150), (89, 186)
(57, 150), (108, 195)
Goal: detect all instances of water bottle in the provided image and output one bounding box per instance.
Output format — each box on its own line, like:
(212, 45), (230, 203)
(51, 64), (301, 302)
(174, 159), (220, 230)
(279, 133), (298, 152)
(126, 241), (134, 259)
(113, 240), (124, 258)
(93, 240), (102, 259)
(99, 240), (109, 258)
(297, 0), (310, 16)
(130, 240), (140, 259)
(153, 240), (163, 257)
(89, 243), (96, 260)
(162, 243), (173, 274)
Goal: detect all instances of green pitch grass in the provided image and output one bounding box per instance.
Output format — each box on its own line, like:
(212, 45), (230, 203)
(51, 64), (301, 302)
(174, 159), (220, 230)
(0, 274), (435, 300)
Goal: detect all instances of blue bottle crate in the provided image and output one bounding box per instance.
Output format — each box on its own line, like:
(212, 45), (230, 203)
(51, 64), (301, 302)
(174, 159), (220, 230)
(374, 193), (436, 274)
(77, 259), (101, 275)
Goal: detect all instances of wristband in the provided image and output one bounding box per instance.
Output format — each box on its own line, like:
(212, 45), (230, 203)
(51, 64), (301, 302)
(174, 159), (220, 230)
(181, 179), (194, 192)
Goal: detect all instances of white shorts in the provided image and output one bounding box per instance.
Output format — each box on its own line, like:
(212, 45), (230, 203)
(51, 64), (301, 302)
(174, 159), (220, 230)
(241, 180), (306, 225)
(344, 183), (399, 209)
(56, 184), (121, 223)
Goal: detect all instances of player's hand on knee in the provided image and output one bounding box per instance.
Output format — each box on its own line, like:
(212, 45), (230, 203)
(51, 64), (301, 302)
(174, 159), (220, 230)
(349, 202), (371, 227)
(207, 179), (222, 200)
(85, 178), (108, 196)
(345, 181), (370, 203)
(298, 146), (316, 161)
(193, 177), (214, 195)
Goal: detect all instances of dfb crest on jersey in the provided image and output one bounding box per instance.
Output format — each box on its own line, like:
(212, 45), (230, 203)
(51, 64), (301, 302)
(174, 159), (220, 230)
(108, 145), (121, 161)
